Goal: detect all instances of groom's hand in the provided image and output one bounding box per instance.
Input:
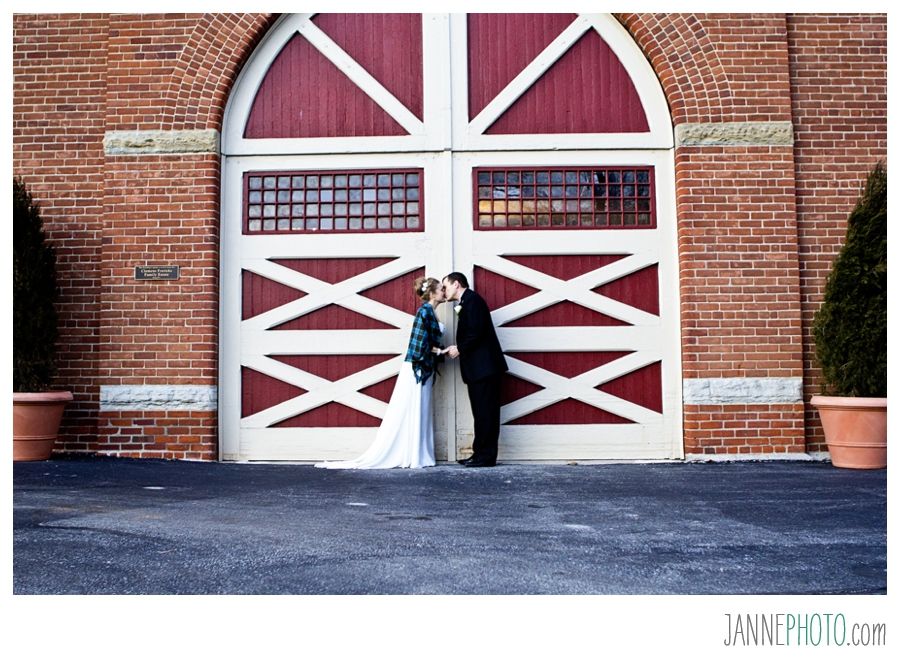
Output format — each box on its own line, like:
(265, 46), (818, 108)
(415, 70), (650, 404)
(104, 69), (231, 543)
(446, 345), (460, 359)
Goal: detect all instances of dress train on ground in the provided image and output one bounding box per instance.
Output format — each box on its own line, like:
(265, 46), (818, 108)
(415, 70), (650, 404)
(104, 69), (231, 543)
(314, 362), (435, 469)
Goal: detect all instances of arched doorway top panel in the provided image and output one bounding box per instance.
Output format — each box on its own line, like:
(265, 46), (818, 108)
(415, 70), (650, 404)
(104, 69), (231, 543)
(223, 13), (450, 155)
(456, 13), (671, 150)
(222, 13), (672, 156)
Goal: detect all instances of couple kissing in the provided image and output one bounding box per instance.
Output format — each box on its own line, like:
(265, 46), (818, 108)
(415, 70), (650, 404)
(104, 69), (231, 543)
(315, 272), (507, 470)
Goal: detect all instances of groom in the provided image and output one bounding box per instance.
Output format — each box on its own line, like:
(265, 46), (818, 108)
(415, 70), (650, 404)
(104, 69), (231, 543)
(443, 272), (508, 468)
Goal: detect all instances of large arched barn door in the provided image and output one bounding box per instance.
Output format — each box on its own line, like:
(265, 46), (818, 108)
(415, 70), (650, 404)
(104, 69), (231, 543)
(449, 14), (680, 460)
(220, 13), (680, 462)
(220, 14), (453, 461)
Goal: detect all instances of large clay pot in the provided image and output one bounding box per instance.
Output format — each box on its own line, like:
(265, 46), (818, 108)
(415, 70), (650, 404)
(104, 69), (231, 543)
(13, 391), (73, 461)
(811, 395), (887, 469)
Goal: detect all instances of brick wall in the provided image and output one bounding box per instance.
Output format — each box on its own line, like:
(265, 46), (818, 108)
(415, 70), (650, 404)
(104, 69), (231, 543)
(98, 155), (219, 458)
(12, 13), (887, 461)
(620, 14), (794, 124)
(676, 146), (804, 455)
(786, 14), (888, 452)
(12, 14), (109, 450)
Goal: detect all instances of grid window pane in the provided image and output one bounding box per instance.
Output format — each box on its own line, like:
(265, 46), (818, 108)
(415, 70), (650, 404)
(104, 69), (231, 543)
(473, 167), (655, 230)
(245, 168), (424, 234)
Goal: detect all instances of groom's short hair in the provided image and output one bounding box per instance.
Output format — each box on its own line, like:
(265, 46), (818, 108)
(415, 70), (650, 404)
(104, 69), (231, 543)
(444, 272), (469, 288)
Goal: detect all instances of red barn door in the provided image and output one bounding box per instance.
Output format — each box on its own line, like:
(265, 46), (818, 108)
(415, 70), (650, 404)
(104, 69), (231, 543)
(220, 13), (679, 461)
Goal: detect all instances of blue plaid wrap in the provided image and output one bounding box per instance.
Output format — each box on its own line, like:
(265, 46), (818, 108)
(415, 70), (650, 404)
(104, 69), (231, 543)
(404, 302), (444, 385)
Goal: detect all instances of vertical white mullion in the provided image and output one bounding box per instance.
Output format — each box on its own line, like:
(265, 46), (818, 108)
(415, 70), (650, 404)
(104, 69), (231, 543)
(450, 153), (476, 454)
(655, 148), (683, 458)
(425, 151), (457, 461)
(449, 13), (470, 152)
(422, 13), (452, 151)
(219, 157), (245, 460)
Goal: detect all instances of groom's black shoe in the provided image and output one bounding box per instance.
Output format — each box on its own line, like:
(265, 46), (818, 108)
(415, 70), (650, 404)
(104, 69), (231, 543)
(464, 458), (496, 468)
(457, 457), (473, 465)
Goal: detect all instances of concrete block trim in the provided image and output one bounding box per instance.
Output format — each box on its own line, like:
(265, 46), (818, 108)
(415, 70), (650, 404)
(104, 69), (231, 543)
(104, 130), (220, 155)
(100, 385), (218, 411)
(675, 122), (794, 147)
(683, 377), (803, 404)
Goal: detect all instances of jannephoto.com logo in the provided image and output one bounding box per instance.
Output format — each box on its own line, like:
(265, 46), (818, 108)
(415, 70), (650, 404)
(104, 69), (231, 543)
(723, 613), (886, 647)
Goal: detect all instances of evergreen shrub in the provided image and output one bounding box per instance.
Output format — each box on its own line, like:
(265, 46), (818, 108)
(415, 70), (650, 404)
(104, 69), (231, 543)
(13, 178), (60, 392)
(812, 162), (887, 397)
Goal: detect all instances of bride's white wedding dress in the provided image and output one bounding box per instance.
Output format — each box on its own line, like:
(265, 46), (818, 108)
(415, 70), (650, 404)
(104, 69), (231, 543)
(315, 322), (444, 469)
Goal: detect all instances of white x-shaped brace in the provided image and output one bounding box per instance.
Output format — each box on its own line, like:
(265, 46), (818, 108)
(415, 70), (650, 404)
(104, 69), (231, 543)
(283, 13), (607, 140)
(484, 251), (661, 327)
(502, 353), (663, 425)
(240, 252), (664, 426)
(241, 352), (401, 428)
(241, 256), (420, 332)
(485, 251), (664, 423)
(240, 255), (420, 427)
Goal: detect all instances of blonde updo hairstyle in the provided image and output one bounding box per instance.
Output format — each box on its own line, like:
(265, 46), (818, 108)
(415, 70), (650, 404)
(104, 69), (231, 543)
(414, 276), (441, 302)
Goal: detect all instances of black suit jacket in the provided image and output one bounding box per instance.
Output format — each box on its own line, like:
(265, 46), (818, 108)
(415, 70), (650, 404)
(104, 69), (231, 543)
(455, 288), (508, 384)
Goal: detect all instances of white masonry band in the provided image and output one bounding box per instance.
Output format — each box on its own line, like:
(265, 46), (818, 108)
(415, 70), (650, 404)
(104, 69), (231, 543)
(101, 122), (793, 155)
(683, 377), (803, 404)
(100, 385), (218, 411)
(99, 378), (800, 411)
(675, 121), (794, 147)
(103, 129), (220, 155)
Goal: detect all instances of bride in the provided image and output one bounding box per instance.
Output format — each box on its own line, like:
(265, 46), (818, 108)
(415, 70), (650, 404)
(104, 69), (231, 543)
(315, 276), (446, 469)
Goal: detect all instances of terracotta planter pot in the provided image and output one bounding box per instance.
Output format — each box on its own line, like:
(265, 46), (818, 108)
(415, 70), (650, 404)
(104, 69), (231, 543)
(13, 391), (74, 461)
(811, 395), (887, 469)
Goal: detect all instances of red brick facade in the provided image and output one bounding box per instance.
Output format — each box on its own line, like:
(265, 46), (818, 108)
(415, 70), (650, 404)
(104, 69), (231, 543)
(12, 13), (887, 460)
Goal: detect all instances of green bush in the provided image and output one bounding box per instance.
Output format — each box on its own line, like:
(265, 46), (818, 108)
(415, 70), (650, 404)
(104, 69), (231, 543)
(812, 162), (887, 397)
(13, 178), (60, 392)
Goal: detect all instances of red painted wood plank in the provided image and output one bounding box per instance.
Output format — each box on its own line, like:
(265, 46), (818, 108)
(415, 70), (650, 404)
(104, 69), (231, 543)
(473, 266), (540, 311)
(509, 399), (635, 425)
(244, 34), (405, 138)
(594, 264), (659, 316)
(272, 305), (395, 331)
(598, 361), (662, 413)
(359, 376), (398, 404)
(504, 254), (625, 281)
(467, 13), (576, 120)
(273, 402), (382, 427)
(486, 30), (649, 134)
(273, 257), (396, 284)
(500, 373), (544, 406)
(504, 300), (629, 327)
(273, 354), (396, 382)
(359, 266), (426, 316)
(241, 367), (306, 418)
(313, 13), (423, 121)
(508, 351), (631, 379)
(242, 270), (305, 320)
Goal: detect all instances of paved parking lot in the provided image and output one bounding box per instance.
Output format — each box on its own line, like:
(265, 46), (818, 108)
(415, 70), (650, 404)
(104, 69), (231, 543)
(13, 456), (886, 595)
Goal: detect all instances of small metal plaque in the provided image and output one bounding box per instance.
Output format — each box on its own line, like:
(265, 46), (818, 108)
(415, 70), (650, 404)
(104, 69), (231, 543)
(135, 266), (180, 281)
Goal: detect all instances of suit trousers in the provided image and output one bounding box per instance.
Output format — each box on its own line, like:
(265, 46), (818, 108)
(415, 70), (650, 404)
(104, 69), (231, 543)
(466, 374), (503, 462)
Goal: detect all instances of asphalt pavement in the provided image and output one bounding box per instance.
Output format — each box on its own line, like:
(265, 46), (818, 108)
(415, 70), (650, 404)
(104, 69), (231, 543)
(12, 456), (886, 595)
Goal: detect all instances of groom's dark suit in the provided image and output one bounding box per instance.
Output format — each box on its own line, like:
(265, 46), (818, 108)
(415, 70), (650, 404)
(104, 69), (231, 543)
(455, 288), (508, 463)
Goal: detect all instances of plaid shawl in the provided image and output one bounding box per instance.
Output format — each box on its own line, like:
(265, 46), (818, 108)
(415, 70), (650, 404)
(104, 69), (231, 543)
(405, 302), (444, 385)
